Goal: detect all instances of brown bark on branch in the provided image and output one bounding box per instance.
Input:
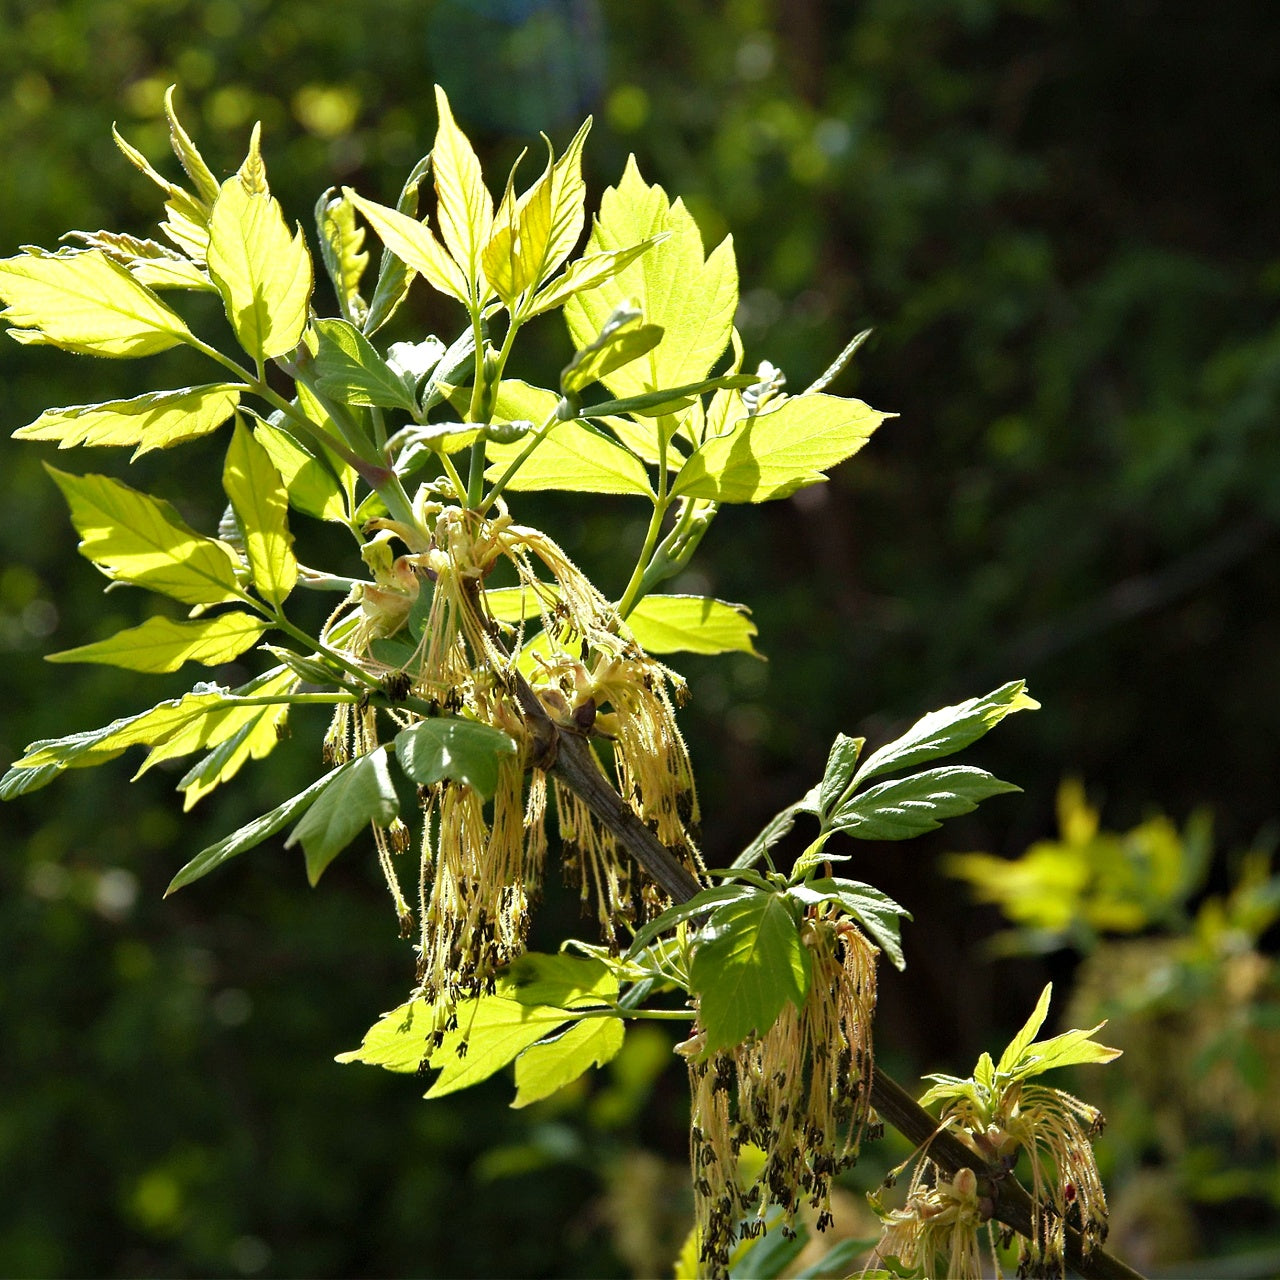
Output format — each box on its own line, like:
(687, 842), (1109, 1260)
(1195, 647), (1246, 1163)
(515, 672), (1144, 1280)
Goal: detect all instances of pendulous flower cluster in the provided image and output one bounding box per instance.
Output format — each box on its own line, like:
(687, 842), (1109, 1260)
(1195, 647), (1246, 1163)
(680, 910), (879, 1276)
(322, 495), (705, 1004)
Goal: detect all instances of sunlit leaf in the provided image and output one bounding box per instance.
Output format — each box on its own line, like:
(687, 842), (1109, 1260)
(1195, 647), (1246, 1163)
(625, 595), (760, 657)
(47, 465), (242, 605)
(827, 765), (1019, 841)
(14, 385), (240, 457)
(285, 747), (399, 885)
(207, 153), (313, 362)
(163, 85), (220, 205)
(315, 188), (369, 324)
(485, 417), (653, 496)
(511, 1016), (624, 1108)
(431, 85), (494, 299)
(253, 419), (348, 522)
(525, 237), (665, 317)
(223, 419), (297, 606)
(852, 681), (1040, 788)
(46, 611), (266, 673)
(564, 157), (737, 398)
(0, 249), (192, 357)
(672, 393), (889, 503)
(996, 983), (1055, 1077)
(344, 187), (469, 304)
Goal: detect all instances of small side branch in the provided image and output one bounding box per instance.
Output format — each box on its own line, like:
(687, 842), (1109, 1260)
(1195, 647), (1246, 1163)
(522, 682), (1144, 1280)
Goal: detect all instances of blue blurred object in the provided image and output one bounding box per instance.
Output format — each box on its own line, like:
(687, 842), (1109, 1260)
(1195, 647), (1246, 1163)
(427, 0), (604, 134)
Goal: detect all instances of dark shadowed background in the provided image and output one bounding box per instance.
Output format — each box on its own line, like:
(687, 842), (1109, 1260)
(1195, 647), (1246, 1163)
(2, 1), (1278, 1275)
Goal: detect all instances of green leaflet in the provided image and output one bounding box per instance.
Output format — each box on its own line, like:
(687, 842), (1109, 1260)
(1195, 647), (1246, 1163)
(166, 758), (348, 894)
(0, 249), (193, 357)
(561, 309), (664, 397)
(223, 419), (297, 606)
(174, 676), (294, 810)
(431, 85), (494, 302)
(485, 418), (653, 497)
(689, 892), (811, 1052)
(393, 717), (518, 800)
(13, 385), (241, 457)
(162, 85), (221, 205)
(512, 1016), (624, 1108)
(525, 237), (666, 318)
(672, 393), (890, 503)
(314, 188), (369, 324)
(344, 188), (469, 305)
(825, 765), (1020, 841)
(563, 157), (737, 399)
(46, 611), (266, 673)
(852, 680), (1039, 788)
(817, 733), (865, 821)
(995, 983), (1121, 1080)
(285, 747), (400, 885)
(47, 465), (243, 606)
(312, 317), (418, 412)
(336, 953), (618, 1098)
(253, 419), (349, 522)
(4, 684), (249, 788)
(484, 117), (590, 314)
(207, 154), (313, 362)
(787, 878), (911, 971)
(625, 595), (760, 657)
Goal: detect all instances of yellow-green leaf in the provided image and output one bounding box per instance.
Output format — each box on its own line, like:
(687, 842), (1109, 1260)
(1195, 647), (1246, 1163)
(511, 1016), (624, 1108)
(483, 378), (653, 496)
(315, 189), (369, 322)
(46, 611), (266, 673)
(163, 85), (220, 204)
(626, 595), (760, 657)
(526, 237), (664, 318)
(207, 170), (313, 362)
(14, 385), (240, 457)
(0, 250), (193, 357)
(139, 666), (296, 781)
(432, 85), (493, 298)
(246, 420), (348, 522)
(10, 685), (245, 775)
(672, 393), (890, 503)
(563, 157), (737, 397)
(47, 465), (243, 606)
(224, 419), (297, 606)
(343, 188), (469, 304)
(112, 125), (211, 260)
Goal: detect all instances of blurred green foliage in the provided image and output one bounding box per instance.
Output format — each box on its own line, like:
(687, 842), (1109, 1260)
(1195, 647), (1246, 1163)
(949, 783), (1280, 1270)
(2, 0), (1279, 1274)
